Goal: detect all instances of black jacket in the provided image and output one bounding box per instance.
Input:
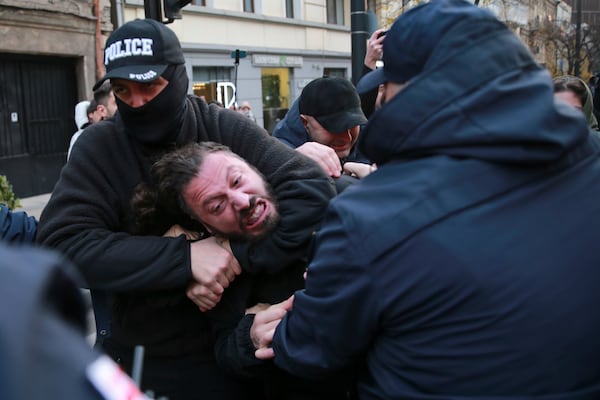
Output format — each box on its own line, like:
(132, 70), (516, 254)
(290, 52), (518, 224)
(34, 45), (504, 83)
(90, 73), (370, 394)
(36, 96), (336, 357)
(207, 262), (356, 400)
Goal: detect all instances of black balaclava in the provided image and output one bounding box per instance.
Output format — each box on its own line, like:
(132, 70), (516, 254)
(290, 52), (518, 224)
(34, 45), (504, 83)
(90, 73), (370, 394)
(116, 64), (189, 149)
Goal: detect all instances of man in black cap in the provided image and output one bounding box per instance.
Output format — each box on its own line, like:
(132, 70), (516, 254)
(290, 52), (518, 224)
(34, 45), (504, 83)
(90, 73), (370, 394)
(273, 76), (374, 191)
(251, 0), (600, 399)
(36, 18), (335, 400)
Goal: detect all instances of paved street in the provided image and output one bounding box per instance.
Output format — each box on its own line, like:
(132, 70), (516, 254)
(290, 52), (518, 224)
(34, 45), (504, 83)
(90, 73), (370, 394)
(16, 192), (51, 220)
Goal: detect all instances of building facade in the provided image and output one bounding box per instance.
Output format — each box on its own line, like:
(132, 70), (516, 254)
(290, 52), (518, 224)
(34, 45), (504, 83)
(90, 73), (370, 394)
(0, 0), (355, 197)
(563, 0), (600, 25)
(118, 0), (354, 132)
(0, 0), (112, 197)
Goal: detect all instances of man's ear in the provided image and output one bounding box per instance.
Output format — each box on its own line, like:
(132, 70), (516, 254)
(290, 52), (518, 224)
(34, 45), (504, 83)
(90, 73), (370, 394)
(300, 114), (309, 130)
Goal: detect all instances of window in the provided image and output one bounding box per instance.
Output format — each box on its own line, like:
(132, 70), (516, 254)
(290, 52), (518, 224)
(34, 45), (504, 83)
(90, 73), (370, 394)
(327, 0), (344, 25)
(192, 66), (235, 107)
(323, 68), (346, 79)
(286, 0), (294, 18)
(243, 0), (254, 13)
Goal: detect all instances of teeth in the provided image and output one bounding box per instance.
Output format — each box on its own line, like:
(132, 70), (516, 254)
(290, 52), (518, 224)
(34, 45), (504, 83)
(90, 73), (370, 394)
(247, 203), (264, 225)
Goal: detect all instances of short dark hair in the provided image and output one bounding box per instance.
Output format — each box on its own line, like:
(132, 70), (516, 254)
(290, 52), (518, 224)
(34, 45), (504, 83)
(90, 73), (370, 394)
(93, 81), (113, 107)
(130, 142), (231, 235)
(152, 142), (232, 220)
(553, 76), (588, 107)
(86, 99), (98, 116)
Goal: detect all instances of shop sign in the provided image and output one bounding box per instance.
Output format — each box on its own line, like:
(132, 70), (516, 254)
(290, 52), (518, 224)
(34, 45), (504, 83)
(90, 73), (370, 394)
(252, 54), (303, 67)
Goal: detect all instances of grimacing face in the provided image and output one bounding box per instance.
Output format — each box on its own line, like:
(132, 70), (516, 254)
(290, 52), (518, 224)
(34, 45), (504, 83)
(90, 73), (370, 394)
(182, 151), (279, 241)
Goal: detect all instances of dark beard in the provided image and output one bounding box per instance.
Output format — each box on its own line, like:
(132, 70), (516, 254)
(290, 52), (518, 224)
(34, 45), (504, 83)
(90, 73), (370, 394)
(206, 211), (280, 243)
(205, 194), (280, 242)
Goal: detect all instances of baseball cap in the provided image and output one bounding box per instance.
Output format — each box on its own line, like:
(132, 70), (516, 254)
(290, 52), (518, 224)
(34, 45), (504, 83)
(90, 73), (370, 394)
(299, 77), (367, 133)
(93, 19), (185, 90)
(356, 0), (494, 94)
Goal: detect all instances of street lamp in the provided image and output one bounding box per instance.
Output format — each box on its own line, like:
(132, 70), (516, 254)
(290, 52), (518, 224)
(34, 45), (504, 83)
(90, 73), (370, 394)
(575, 0), (582, 76)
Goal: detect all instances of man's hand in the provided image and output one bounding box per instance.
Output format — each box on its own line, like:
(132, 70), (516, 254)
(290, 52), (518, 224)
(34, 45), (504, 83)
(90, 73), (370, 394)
(187, 237), (241, 311)
(343, 162), (377, 179)
(296, 142), (342, 178)
(246, 302), (270, 315)
(365, 29), (385, 70)
(251, 295), (295, 359)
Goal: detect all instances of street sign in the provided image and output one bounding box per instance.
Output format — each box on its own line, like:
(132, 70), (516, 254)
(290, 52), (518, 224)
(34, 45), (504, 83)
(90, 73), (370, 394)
(230, 50), (247, 60)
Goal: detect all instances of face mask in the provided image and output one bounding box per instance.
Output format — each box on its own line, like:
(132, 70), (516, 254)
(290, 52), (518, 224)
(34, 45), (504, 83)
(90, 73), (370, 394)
(116, 64), (189, 149)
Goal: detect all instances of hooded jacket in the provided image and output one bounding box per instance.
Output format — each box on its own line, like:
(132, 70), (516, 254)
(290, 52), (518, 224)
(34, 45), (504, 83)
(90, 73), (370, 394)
(68, 100), (91, 160)
(554, 75), (599, 131)
(36, 94), (336, 358)
(271, 1), (600, 399)
(579, 77), (598, 130)
(0, 243), (127, 400)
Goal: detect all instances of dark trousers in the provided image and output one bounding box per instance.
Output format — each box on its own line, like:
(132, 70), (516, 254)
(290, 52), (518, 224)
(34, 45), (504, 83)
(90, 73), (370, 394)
(102, 340), (259, 400)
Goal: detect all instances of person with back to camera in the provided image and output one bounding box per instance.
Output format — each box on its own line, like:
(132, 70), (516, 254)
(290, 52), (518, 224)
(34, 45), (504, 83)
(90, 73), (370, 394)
(250, 0), (600, 399)
(36, 18), (336, 400)
(0, 242), (147, 400)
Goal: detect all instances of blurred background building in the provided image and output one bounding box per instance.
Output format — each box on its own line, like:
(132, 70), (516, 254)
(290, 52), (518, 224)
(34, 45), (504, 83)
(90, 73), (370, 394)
(0, 0), (597, 197)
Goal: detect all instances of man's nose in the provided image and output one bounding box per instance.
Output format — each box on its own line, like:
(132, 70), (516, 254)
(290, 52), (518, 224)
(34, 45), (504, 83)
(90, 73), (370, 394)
(333, 129), (352, 143)
(128, 94), (147, 108)
(229, 191), (250, 210)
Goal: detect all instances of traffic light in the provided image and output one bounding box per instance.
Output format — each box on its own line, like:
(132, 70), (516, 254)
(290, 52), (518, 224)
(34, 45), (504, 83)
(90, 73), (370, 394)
(163, 0), (192, 21)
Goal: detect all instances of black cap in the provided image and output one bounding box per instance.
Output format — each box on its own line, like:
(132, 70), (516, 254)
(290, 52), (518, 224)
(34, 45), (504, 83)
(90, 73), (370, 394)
(299, 77), (367, 133)
(93, 19), (185, 90)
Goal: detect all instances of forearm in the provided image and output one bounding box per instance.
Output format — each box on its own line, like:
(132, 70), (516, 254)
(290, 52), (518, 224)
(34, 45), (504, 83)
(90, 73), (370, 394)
(54, 231), (193, 291)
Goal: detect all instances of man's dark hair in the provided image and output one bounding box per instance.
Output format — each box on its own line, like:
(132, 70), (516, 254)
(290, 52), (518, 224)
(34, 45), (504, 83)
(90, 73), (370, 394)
(130, 142), (231, 235)
(93, 81), (113, 107)
(86, 100), (98, 116)
(153, 142), (231, 220)
(553, 76), (588, 107)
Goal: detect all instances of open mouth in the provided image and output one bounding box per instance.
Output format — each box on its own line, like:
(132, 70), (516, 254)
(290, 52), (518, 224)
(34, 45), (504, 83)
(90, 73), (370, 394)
(243, 200), (268, 230)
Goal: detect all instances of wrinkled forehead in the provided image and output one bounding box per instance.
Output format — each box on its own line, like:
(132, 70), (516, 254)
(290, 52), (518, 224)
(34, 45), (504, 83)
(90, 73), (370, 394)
(196, 151), (261, 185)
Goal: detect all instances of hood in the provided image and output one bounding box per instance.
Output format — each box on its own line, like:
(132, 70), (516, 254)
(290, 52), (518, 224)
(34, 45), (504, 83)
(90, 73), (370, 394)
(359, 0), (589, 166)
(74, 101), (90, 130)
(580, 77), (599, 130)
